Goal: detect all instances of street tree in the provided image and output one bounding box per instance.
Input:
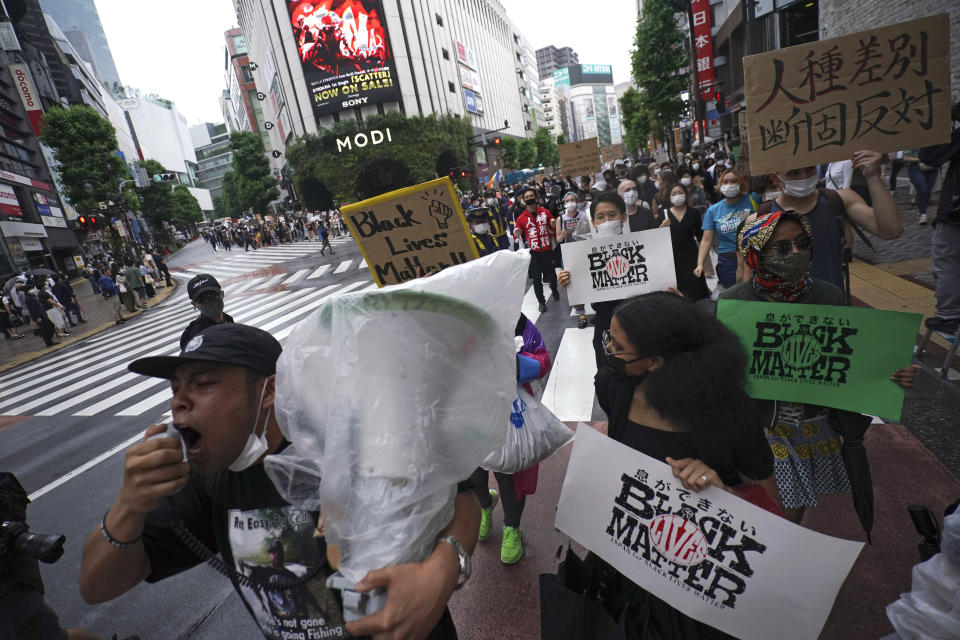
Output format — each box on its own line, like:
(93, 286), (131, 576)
(228, 131), (280, 214)
(556, 134), (567, 145)
(631, 0), (688, 156)
(286, 111), (472, 203)
(516, 139), (538, 169)
(499, 137), (519, 170)
(39, 105), (127, 212)
(137, 158), (177, 229)
(171, 184), (203, 226)
(533, 127), (559, 169)
(619, 87), (653, 152)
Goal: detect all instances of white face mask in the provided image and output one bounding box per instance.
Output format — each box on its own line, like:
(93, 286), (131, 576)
(654, 180), (662, 190)
(595, 220), (623, 237)
(229, 380), (271, 472)
(637, 176), (648, 185)
(594, 181), (608, 191)
(692, 163), (700, 171)
(472, 223), (490, 234)
(622, 190), (639, 205)
(670, 194), (687, 206)
(778, 174), (819, 198)
(653, 168), (661, 176)
(720, 184), (741, 199)
(564, 201), (578, 213)
(680, 177), (692, 186)
(764, 190), (782, 202)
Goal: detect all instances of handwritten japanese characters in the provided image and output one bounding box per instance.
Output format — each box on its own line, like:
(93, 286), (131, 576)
(743, 15), (950, 174)
(342, 177), (479, 286)
(558, 137), (601, 179)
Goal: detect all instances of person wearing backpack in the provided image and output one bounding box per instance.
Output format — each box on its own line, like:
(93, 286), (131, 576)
(743, 150), (902, 298)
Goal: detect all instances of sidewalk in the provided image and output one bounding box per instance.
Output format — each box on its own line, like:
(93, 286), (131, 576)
(0, 276), (179, 373)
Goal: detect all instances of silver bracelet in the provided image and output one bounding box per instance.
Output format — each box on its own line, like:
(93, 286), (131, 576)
(100, 511), (140, 548)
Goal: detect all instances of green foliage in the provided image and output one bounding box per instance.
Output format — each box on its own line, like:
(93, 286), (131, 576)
(171, 184), (203, 225)
(38, 105), (127, 212)
(137, 159), (176, 228)
(631, 0), (688, 150)
(556, 134), (567, 145)
(619, 88), (652, 152)
(227, 131), (280, 214)
(286, 111), (473, 203)
(533, 127), (559, 169)
(499, 137), (519, 170)
(516, 139), (538, 169)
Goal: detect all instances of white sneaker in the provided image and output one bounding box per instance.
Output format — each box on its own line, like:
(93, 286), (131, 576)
(918, 213), (928, 225)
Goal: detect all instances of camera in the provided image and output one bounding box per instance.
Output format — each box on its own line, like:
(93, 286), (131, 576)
(0, 472), (65, 571)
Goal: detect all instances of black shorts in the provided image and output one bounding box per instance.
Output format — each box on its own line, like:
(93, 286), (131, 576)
(0, 585), (69, 640)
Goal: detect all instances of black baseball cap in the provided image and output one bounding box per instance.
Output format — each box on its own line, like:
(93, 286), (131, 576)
(128, 324), (282, 379)
(187, 274), (222, 301)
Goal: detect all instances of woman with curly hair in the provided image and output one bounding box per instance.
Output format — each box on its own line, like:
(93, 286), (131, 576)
(593, 291), (778, 639)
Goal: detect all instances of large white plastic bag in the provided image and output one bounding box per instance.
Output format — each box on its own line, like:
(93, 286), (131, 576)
(886, 513), (960, 639)
(266, 250), (529, 584)
(482, 386), (574, 473)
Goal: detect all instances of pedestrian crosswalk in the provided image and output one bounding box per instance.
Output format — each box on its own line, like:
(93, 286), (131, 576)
(0, 273), (368, 419)
(172, 237), (354, 281)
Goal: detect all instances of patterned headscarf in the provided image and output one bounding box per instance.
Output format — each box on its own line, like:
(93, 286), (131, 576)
(737, 211), (814, 302)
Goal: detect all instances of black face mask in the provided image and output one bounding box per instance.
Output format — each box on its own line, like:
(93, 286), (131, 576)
(524, 199), (537, 206)
(601, 351), (647, 382)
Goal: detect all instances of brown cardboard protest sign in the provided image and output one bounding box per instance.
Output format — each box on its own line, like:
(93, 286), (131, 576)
(558, 138), (600, 178)
(744, 15), (951, 174)
(341, 176), (479, 286)
(599, 143), (625, 165)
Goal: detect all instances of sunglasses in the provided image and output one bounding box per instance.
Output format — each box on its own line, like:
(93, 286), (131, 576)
(766, 234), (811, 258)
(601, 330), (640, 357)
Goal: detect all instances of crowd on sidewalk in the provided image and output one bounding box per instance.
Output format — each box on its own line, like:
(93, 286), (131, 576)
(199, 210), (347, 254)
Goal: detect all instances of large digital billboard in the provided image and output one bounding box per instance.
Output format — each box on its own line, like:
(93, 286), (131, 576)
(287, 0), (401, 117)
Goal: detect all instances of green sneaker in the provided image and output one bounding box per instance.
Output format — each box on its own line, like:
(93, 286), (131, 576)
(478, 489), (499, 541)
(501, 526), (523, 564)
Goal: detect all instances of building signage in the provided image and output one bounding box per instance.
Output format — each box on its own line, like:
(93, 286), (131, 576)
(553, 67), (570, 87)
(743, 14), (950, 173)
(455, 41), (478, 70)
(0, 185), (22, 217)
(458, 65), (482, 94)
(690, 0), (716, 101)
(287, 0), (402, 117)
(8, 63), (43, 136)
(580, 64), (612, 75)
(0, 21), (21, 52)
(464, 88), (483, 115)
(0, 167), (52, 192)
(336, 128), (393, 152)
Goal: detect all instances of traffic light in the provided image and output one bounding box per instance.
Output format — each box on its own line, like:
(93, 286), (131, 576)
(89, 215), (98, 230)
(153, 173), (177, 183)
(492, 137), (501, 146)
(77, 216), (88, 231)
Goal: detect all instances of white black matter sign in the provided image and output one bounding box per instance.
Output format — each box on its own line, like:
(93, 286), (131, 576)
(556, 426), (863, 640)
(560, 228), (677, 306)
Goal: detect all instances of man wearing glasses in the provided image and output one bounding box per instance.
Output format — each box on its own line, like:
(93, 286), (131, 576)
(180, 275), (234, 351)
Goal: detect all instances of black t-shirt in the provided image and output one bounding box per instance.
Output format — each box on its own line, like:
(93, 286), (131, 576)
(180, 312), (234, 351)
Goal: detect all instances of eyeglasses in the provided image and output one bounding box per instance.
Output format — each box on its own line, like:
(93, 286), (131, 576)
(601, 330), (639, 357)
(766, 234), (811, 258)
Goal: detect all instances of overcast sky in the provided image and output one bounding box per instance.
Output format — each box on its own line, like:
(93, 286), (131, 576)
(93, 0), (637, 126)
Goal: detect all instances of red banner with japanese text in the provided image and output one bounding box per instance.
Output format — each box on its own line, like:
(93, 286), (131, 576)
(690, 0), (715, 101)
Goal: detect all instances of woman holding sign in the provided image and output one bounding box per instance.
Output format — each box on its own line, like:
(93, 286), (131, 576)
(593, 291), (779, 639)
(720, 212), (917, 525)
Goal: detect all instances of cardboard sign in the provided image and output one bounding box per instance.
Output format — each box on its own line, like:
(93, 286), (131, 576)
(599, 143), (625, 165)
(556, 425), (863, 640)
(558, 138), (600, 178)
(342, 177), (479, 286)
(560, 228), (677, 306)
(743, 15), (951, 174)
(716, 299), (922, 420)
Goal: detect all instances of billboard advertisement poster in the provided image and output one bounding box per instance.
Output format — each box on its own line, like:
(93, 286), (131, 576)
(0, 185), (22, 217)
(464, 88), (483, 114)
(287, 0), (401, 118)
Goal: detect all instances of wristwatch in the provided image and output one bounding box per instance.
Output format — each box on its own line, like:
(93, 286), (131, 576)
(436, 534), (471, 589)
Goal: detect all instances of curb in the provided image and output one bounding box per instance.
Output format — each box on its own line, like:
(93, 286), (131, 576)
(0, 280), (180, 375)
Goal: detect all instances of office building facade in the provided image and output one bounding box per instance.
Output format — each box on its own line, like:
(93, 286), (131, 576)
(535, 45), (578, 81)
(37, 0), (122, 91)
(552, 64), (622, 147)
(190, 122), (233, 201)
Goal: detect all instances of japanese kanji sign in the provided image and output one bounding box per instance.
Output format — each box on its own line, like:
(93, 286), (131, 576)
(716, 299), (922, 420)
(558, 137), (600, 178)
(743, 15), (951, 174)
(342, 176), (479, 286)
(560, 228), (677, 305)
(556, 425), (864, 640)
(690, 0), (716, 101)
(599, 143), (625, 165)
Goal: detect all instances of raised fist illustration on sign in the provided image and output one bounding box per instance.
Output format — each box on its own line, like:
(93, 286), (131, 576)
(428, 199), (454, 229)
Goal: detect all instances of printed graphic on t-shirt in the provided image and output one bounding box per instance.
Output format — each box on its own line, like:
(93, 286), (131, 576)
(521, 211), (554, 251)
(229, 506), (346, 640)
(716, 207), (751, 234)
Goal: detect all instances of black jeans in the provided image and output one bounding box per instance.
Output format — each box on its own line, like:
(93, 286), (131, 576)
(470, 468), (526, 528)
(529, 250), (558, 304)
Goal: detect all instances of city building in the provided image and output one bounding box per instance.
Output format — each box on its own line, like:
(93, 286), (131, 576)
(231, 0), (538, 188)
(40, 13), (106, 116)
(535, 45), (578, 81)
(222, 27), (268, 150)
(539, 76), (562, 140)
(190, 122), (233, 201)
(0, 0), (82, 275)
(551, 64), (623, 147)
(36, 0), (122, 92)
(513, 28), (542, 131)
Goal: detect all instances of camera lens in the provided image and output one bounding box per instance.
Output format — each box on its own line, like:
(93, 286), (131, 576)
(14, 530), (66, 564)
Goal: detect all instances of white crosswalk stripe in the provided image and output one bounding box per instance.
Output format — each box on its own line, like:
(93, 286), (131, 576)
(0, 268), (371, 417)
(333, 259), (353, 274)
(308, 265), (330, 279)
